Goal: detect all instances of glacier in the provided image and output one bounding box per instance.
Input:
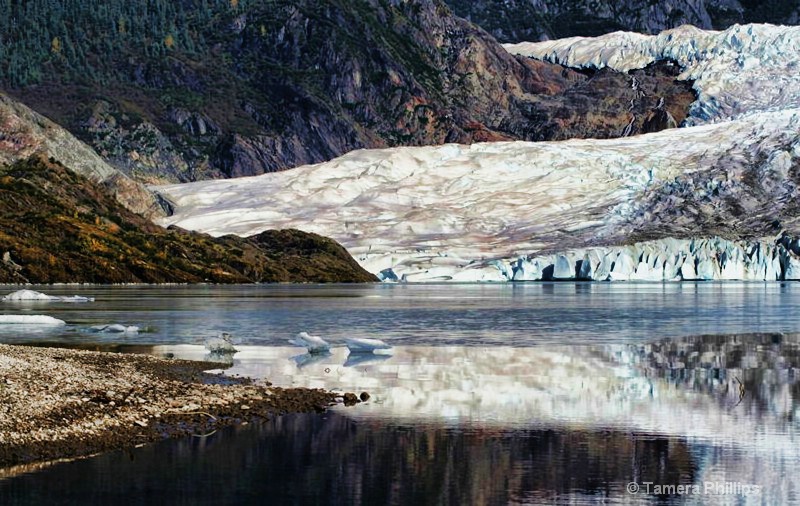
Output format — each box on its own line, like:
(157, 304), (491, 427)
(155, 24), (800, 283)
(504, 24), (800, 125)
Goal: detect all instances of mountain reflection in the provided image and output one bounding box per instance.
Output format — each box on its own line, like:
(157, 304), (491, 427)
(4, 333), (800, 503)
(0, 413), (698, 505)
(616, 333), (800, 420)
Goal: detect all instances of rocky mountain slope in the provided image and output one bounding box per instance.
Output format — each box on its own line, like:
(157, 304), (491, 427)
(3, 0), (692, 184)
(445, 0), (800, 43)
(0, 94), (160, 217)
(0, 156), (376, 283)
(155, 24), (800, 282)
(506, 24), (800, 125)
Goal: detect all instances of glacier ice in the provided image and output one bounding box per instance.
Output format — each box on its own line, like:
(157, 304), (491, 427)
(155, 106), (800, 282)
(153, 24), (800, 283)
(505, 24), (800, 125)
(0, 315), (66, 325)
(2, 290), (94, 302)
(508, 236), (800, 282)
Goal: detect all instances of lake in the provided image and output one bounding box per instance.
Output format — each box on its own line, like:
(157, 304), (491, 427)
(0, 283), (799, 504)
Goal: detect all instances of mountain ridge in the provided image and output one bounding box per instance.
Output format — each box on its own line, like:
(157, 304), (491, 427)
(444, 0), (800, 43)
(3, 0), (692, 184)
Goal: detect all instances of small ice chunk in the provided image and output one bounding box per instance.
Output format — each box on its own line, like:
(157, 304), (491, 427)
(1, 290), (94, 302)
(205, 332), (238, 353)
(2, 290), (55, 301)
(0, 315), (66, 325)
(91, 324), (139, 333)
(344, 337), (392, 354)
(289, 332), (331, 354)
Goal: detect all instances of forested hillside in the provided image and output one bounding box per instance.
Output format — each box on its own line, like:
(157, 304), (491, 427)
(1, 0), (693, 184)
(0, 0), (240, 86)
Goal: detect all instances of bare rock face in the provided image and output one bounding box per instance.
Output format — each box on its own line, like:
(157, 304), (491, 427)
(0, 94), (163, 218)
(6, 0), (693, 184)
(642, 109), (678, 134)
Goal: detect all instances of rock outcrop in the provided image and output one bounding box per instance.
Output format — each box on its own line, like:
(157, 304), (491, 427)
(0, 94), (162, 217)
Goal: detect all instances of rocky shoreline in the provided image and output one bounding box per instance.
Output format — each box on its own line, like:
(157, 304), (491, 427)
(0, 344), (361, 469)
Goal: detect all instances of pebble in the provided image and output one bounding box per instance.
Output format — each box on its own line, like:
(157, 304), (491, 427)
(0, 343), (346, 471)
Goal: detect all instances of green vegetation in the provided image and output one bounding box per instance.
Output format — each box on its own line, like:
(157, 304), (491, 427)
(0, 0), (698, 185)
(0, 156), (377, 283)
(0, 0), (251, 86)
(0, 0), (469, 181)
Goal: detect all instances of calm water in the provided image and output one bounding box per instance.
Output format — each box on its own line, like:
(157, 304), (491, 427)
(1, 283), (799, 504)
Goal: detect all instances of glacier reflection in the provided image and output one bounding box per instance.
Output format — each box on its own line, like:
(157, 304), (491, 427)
(152, 333), (800, 451)
(4, 333), (798, 504)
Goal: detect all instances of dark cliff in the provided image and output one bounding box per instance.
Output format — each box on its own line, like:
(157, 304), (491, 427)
(445, 0), (800, 43)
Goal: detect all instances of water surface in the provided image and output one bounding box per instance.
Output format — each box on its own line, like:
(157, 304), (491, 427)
(0, 283), (798, 504)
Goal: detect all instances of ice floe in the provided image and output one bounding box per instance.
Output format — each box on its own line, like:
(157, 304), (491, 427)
(90, 324), (140, 334)
(344, 337), (393, 354)
(204, 332), (238, 354)
(288, 332), (331, 354)
(2, 290), (94, 302)
(0, 315), (66, 325)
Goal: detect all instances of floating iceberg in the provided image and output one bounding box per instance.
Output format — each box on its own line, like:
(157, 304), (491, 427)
(0, 315), (66, 325)
(289, 332), (331, 354)
(2, 289), (94, 302)
(344, 337), (393, 354)
(204, 332), (238, 354)
(90, 324), (139, 334)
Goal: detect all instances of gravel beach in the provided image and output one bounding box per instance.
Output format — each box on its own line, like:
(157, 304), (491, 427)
(0, 344), (353, 468)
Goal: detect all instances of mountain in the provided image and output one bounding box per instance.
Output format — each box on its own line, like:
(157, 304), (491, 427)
(154, 24), (800, 282)
(2, 0), (692, 184)
(0, 156), (376, 283)
(0, 93), (161, 217)
(445, 0), (800, 43)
